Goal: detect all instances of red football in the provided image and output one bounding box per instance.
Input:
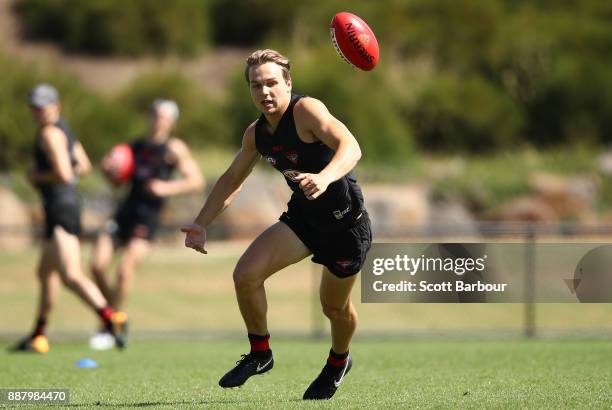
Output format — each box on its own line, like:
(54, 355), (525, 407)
(107, 143), (134, 183)
(330, 12), (379, 71)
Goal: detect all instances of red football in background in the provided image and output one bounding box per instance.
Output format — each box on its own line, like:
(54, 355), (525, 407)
(330, 12), (379, 71)
(107, 143), (134, 183)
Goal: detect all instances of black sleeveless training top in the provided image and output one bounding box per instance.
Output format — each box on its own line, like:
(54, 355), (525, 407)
(254, 94), (365, 232)
(33, 118), (79, 200)
(124, 138), (176, 210)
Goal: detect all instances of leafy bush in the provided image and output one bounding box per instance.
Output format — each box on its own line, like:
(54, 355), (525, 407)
(410, 73), (523, 152)
(208, 0), (295, 46)
(14, 0), (211, 56)
(10, 0), (612, 155)
(117, 71), (230, 148)
(401, 0), (612, 151)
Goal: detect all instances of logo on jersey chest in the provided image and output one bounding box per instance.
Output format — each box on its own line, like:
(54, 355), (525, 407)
(138, 148), (162, 164)
(133, 147), (170, 179)
(284, 149), (298, 164)
(266, 145), (299, 165)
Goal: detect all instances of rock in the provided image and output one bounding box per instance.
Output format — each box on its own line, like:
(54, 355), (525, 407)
(488, 196), (557, 222)
(488, 172), (598, 223)
(428, 198), (479, 237)
(361, 184), (430, 237)
(216, 171), (290, 239)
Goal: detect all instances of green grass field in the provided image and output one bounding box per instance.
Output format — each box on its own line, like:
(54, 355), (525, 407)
(2, 245), (612, 336)
(1, 339), (611, 408)
(2, 244), (612, 408)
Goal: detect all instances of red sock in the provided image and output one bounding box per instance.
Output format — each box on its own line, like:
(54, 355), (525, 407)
(327, 349), (349, 367)
(248, 333), (270, 353)
(98, 306), (114, 322)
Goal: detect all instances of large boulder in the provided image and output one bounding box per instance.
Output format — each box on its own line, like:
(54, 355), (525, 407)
(362, 184), (430, 237)
(488, 196), (558, 222)
(428, 197), (479, 237)
(488, 172), (597, 223)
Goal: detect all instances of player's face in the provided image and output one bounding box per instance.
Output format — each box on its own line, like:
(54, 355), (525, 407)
(248, 62), (291, 116)
(30, 103), (60, 126)
(150, 107), (176, 137)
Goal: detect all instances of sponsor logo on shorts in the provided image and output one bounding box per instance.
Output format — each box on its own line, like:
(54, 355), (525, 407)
(264, 156), (277, 166)
(333, 204), (352, 220)
(336, 259), (354, 270)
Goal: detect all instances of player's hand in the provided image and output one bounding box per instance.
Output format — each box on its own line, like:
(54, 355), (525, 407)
(181, 223), (208, 254)
(100, 155), (121, 182)
(294, 172), (332, 200)
(146, 179), (172, 197)
(101, 154), (114, 173)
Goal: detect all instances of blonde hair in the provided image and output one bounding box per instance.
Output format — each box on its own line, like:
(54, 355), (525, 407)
(245, 49), (291, 83)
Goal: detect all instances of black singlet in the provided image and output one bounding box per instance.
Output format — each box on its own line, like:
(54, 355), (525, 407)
(33, 118), (79, 201)
(254, 94), (365, 232)
(123, 138), (176, 211)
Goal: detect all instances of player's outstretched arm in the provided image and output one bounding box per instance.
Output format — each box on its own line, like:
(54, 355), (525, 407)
(293, 97), (362, 200)
(182, 123), (260, 253)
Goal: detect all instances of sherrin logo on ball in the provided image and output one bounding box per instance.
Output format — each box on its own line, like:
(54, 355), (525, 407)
(330, 12), (379, 71)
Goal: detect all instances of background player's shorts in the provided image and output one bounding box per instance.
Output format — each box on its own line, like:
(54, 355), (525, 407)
(43, 196), (81, 239)
(280, 209), (372, 278)
(108, 203), (160, 245)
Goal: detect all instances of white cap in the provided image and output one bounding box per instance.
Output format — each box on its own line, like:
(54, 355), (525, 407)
(28, 83), (59, 108)
(152, 99), (179, 121)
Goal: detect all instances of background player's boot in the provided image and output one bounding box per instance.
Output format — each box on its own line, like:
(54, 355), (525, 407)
(107, 311), (128, 349)
(218, 351), (274, 388)
(303, 355), (352, 400)
(9, 335), (50, 354)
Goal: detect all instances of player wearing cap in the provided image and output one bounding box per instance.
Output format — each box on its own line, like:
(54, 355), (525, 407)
(11, 84), (126, 354)
(182, 50), (372, 400)
(89, 99), (204, 349)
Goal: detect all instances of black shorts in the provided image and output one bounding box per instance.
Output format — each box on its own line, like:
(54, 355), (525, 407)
(43, 196), (81, 239)
(280, 209), (372, 278)
(108, 203), (160, 245)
